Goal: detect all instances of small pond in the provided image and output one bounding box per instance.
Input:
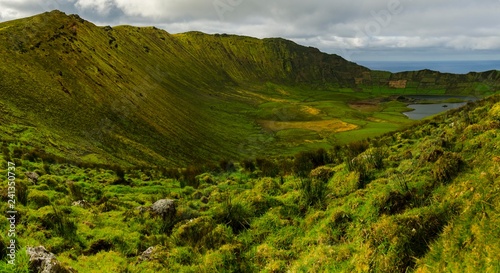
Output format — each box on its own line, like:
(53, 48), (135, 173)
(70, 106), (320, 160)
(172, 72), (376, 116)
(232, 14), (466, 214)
(403, 95), (479, 120)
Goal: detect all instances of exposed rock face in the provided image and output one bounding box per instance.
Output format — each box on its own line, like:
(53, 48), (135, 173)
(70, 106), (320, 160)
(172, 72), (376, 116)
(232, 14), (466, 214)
(389, 79), (407, 88)
(25, 172), (40, 184)
(150, 199), (176, 220)
(27, 246), (75, 273)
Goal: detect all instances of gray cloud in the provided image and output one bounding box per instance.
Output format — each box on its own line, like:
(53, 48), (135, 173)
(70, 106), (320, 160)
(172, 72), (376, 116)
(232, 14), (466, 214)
(1, 0), (499, 61)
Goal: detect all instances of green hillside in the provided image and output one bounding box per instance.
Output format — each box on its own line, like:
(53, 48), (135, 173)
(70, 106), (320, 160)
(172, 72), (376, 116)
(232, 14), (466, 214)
(1, 10), (500, 273)
(1, 94), (499, 272)
(0, 10), (499, 167)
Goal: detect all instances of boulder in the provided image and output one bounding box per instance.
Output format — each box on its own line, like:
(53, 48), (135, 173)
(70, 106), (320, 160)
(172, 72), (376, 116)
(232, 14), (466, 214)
(27, 246), (75, 273)
(150, 199), (176, 220)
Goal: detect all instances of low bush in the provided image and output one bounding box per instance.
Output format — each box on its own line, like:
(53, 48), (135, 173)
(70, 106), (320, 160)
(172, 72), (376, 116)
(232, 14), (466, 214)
(293, 152), (314, 178)
(67, 180), (84, 201)
(40, 205), (78, 241)
(27, 190), (51, 208)
(219, 159), (236, 173)
(431, 152), (464, 183)
(254, 177), (281, 196)
(215, 196), (254, 234)
(181, 165), (204, 188)
(365, 147), (388, 170)
(297, 178), (328, 208)
(255, 158), (279, 177)
(172, 216), (217, 250)
(345, 140), (370, 158)
(16, 181), (29, 206)
(242, 159), (256, 172)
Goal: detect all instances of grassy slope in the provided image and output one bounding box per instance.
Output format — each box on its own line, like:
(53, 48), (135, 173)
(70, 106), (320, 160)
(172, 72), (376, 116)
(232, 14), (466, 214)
(1, 96), (499, 272)
(0, 11), (499, 166)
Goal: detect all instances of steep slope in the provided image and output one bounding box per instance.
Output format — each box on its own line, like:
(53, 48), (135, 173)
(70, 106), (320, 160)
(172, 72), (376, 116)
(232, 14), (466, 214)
(0, 10), (499, 166)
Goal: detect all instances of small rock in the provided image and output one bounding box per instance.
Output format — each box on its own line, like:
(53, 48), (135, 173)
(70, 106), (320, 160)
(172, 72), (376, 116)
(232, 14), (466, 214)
(138, 246), (156, 262)
(71, 200), (90, 208)
(25, 172), (40, 184)
(27, 246), (75, 273)
(150, 199), (176, 220)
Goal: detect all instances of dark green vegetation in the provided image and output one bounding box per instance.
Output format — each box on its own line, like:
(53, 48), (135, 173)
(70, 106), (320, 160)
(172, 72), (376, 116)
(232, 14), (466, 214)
(1, 10), (500, 273)
(0, 10), (499, 166)
(1, 94), (500, 272)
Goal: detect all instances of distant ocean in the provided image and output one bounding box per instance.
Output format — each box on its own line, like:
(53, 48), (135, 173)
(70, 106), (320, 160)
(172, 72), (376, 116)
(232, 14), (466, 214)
(356, 60), (500, 74)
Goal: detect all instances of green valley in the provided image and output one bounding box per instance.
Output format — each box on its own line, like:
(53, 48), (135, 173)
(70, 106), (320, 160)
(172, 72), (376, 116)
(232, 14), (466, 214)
(0, 10), (498, 166)
(0, 10), (500, 273)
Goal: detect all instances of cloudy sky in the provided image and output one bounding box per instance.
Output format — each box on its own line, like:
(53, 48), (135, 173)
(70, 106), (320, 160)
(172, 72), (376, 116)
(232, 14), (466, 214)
(1, 0), (500, 64)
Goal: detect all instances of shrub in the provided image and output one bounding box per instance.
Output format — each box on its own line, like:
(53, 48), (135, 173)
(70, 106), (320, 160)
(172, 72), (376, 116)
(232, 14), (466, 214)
(28, 190), (51, 208)
(38, 175), (62, 188)
(324, 210), (352, 244)
(276, 156), (294, 176)
(489, 103), (500, 121)
(67, 180), (84, 201)
(255, 158), (279, 177)
(219, 159), (236, 173)
(172, 216), (216, 250)
(293, 149), (331, 178)
(181, 165), (204, 188)
(293, 152), (314, 178)
(198, 173), (216, 185)
(297, 178), (328, 208)
(346, 157), (370, 188)
(369, 207), (452, 272)
(170, 246), (196, 266)
(254, 177), (281, 196)
(215, 196), (254, 234)
(2, 146), (10, 161)
(41, 205), (78, 240)
(365, 147), (388, 170)
(113, 166), (128, 185)
(419, 147), (444, 163)
(242, 159), (256, 172)
(431, 152), (464, 183)
(345, 140), (370, 158)
(16, 181), (29, 206)
(163, 168), (181, 179)
(309, 166), (335, 183)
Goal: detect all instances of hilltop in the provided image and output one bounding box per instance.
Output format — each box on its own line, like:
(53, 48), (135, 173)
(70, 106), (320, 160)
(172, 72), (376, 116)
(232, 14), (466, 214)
(0, 10), (499, 166)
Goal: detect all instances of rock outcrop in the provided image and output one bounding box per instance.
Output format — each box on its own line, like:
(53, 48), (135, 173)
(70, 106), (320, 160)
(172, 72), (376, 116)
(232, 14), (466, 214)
(150, 199), (176, 220)
(27, 246), (75, 273)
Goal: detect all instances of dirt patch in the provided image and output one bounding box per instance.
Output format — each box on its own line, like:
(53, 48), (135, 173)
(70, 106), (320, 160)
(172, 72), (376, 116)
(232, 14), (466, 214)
(349, 101), (381, 112)
(367, 117), (386, 123)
